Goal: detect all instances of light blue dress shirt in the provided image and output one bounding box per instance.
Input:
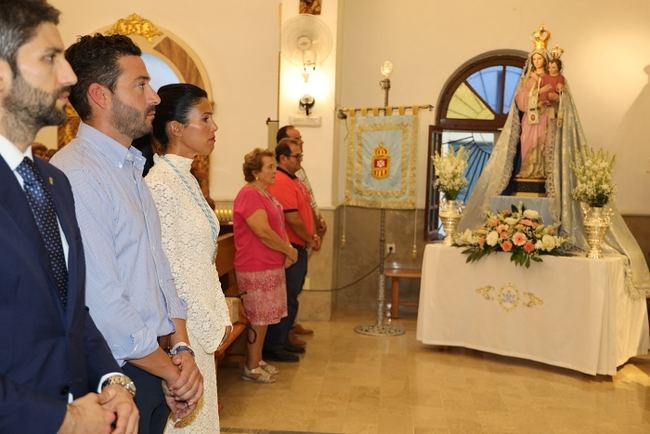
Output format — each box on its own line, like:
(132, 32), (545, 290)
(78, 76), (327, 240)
(51, 123), (187, 366)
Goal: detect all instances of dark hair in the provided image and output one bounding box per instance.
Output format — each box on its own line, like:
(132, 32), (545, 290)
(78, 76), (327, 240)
(549, 58), (563, 71)
(243, 148), (274, 182)
(274, 137), (300, 162)
(152, 83), (208, 152)
(64, 34), (141, 121)
(276, 124), (295, 143)
(0, 0), (60, 75)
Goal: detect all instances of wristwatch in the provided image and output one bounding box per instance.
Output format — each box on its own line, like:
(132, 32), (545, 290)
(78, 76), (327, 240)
(101, 374), (136, 398)
(169, 341), (195, 358)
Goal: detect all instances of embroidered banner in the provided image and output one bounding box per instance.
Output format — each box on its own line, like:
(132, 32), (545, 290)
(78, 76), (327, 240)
(345, 111), (417, 208)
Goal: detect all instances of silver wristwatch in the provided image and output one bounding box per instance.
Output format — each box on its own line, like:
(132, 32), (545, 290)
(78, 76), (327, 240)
(101, 374), (136, 398)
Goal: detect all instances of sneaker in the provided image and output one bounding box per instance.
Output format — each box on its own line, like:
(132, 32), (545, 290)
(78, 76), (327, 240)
(241, 365), (276, 383)
(259, 360), (279, 375)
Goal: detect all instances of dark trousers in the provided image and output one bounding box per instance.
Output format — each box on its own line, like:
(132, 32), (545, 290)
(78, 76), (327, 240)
(264, 245), (308, 351)
(123, 363), (170, 434)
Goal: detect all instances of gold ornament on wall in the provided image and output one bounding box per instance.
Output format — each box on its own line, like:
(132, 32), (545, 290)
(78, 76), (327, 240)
(105, 13), (162, 42)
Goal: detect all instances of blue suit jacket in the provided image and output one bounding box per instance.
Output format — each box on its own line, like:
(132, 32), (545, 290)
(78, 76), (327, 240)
(0, 156), (120, 433)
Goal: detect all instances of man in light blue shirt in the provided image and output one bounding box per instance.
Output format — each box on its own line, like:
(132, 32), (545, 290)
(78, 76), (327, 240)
(51, 34), (203, 434)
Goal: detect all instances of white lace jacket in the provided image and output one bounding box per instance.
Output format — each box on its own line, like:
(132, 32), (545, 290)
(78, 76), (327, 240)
(146, 154), (231, 353)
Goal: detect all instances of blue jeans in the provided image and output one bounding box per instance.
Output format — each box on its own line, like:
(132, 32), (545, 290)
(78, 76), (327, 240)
(264, 245), (308, 351)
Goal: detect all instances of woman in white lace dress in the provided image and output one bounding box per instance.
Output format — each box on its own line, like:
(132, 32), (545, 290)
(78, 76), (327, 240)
(145, 83), (231, 433)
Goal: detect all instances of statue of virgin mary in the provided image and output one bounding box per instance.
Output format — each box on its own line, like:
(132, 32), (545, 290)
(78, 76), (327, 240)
(459, 26), (650, 298)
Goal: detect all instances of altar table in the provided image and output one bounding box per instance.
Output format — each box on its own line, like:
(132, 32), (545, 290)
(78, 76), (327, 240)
(416, 244), (649, 375)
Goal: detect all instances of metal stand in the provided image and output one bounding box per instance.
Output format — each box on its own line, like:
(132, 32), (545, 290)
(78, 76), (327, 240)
(354, 209), (405, 337)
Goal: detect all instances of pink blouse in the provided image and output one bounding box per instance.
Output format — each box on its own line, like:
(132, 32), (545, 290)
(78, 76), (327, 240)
(233, 186), (286, 272)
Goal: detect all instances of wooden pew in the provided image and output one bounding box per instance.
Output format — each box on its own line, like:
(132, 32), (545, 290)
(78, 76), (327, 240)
(214, 233), (248, 360)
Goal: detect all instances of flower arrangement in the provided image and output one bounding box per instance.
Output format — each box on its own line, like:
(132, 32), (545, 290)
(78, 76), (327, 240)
(454, 204), (569, 268)
(571, 146), (615, 207)
(432, 146), (468, 201)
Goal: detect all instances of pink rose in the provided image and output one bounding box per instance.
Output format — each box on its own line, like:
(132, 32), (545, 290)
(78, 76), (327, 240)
(521, 219), (534, 227)
(500, 231), (509, 240)
(479, 236), (486, 247)
(512, 232), (527, 246)
(524, 241), (535, 253)
(501, 240), (513, 252)
(497, 224), (509, 233)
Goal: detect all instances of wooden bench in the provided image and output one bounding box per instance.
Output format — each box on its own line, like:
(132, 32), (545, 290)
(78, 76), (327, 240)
(214, 233), (248, 360)
(384, 266), (421, 319)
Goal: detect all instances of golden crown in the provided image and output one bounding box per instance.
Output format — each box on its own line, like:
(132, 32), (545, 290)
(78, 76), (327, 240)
(550, 45), (564, 59)
(531, 25), (551, 50)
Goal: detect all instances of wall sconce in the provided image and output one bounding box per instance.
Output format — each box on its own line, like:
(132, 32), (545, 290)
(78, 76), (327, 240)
(379, 60), (393, 107)
(299, 94), (315, 116)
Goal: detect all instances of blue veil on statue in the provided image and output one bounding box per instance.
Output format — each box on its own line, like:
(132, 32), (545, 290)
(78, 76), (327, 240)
(459, 26), (650, 298)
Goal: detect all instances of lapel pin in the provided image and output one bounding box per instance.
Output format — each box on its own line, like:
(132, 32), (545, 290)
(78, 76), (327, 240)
(48, 177), (54, 185)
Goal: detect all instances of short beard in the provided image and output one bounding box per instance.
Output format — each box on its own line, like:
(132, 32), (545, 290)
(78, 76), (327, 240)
(111, 94), (154, 140)
(1, 73), (67, 145)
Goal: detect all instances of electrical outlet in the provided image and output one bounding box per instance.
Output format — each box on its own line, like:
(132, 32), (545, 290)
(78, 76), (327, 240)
(385, 243), (396, 255)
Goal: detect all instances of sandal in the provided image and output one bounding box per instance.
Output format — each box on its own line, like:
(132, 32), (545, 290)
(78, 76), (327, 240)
(259, 360), (279, 375)
(241, 365), (276, 383)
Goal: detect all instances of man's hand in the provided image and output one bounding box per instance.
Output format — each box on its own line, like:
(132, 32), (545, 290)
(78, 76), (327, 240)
(310, 234), (322, 251)
(316, 215), (327, 237)
(168, 352), (203, 406)
(58, 393), (115, 434)
(99, 385), (139, 434)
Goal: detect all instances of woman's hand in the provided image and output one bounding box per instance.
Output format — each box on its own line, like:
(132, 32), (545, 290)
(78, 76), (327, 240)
(284, 245), (298, 268)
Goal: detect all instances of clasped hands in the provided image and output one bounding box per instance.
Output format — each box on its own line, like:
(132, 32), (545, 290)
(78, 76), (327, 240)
(58, 385), (138, 434)
(163, 351), (204, 421)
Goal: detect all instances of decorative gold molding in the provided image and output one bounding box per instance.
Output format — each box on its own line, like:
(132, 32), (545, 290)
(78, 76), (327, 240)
(106, 13), (162, 42)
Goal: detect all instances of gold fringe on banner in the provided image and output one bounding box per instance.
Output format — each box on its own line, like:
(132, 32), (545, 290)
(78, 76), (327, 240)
(337, 104), (432, 119)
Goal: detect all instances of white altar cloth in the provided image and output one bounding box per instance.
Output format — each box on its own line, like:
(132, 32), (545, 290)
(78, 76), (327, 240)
(416, 244), (649, 375)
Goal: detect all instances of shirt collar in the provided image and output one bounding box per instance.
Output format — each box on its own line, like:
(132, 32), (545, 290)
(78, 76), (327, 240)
(77, 123), (146, 171)
(0, 134), (34, 171)
(277, 165), (297, 179)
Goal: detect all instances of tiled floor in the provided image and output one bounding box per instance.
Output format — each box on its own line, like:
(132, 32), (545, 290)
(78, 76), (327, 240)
(217, 312), (650, 434)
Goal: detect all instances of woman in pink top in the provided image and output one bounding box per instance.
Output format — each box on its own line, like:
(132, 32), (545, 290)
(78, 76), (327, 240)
(233, 148), (298, 383)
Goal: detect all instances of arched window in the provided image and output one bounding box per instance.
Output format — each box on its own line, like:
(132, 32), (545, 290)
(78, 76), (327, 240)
(425, 51), (526, 240)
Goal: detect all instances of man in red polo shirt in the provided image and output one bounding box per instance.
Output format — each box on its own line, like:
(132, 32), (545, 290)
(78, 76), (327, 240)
(263, 138), (321, 362)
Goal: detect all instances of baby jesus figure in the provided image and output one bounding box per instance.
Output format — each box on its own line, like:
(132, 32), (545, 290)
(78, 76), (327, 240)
(539, 58), (565, 107)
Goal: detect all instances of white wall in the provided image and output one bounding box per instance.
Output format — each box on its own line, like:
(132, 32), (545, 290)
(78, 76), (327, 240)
(41, 0), (650, 213)
(278, 0), (339, 209)
(338, 0), (650, 213)
(44, 0), (280, 201)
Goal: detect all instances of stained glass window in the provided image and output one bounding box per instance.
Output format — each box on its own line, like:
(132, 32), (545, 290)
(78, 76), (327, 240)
(426, 54), (526, 240)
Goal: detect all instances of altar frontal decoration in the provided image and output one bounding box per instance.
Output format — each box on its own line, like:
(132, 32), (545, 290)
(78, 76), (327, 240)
(454, 204), (569, 268)
(345, 109), (417, 208)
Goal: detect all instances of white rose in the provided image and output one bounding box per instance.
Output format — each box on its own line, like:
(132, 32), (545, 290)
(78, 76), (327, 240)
(486, 231), (499, 247)
(523, 209), (539, 220)
(541, 234), (556, 251)
(535, 240), (544, 251)
(459, 229), (475, 245)
(504, 217), (518, 225)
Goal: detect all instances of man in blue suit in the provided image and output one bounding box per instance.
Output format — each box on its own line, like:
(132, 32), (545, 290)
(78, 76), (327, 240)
(0, 1), (138, 432)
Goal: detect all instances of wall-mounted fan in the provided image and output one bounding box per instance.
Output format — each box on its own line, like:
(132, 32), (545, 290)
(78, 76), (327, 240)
(281, 13), (333, 72)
